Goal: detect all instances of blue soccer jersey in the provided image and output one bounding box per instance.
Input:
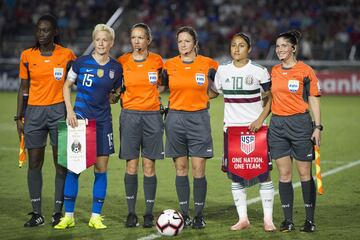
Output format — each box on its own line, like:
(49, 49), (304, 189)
(69, 55), (122, 122)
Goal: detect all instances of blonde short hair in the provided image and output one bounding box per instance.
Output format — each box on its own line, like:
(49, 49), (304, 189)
(92, 24), (115, 42)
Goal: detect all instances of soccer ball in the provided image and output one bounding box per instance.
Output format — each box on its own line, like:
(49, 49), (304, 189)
(156, 209), (184, 236)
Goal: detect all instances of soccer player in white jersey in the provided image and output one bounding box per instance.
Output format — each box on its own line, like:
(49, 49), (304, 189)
(209, 33), (276, 232)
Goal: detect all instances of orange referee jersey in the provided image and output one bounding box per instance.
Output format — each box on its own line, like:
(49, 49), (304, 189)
(118, 52), (163, 111)
(271, 61), (321, 116)
(19, 44), (76, 106)
(162, 55), (218, 111)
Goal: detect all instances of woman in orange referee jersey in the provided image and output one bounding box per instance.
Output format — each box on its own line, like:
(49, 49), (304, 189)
(117, 23), (164, 228)
(16, 14), (76, 227)
(268, 30), (321, 233)
(161, 26), (218, 229)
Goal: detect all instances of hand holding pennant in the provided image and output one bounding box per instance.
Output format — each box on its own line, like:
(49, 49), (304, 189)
(58, 119), (97, 174)
(18, 118), (26, 168)
(18, 120), (26, 167)
(314, 145), (324, 195)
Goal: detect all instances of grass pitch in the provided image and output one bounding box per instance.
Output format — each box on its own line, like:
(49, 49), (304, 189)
(0, 92), (359, 240)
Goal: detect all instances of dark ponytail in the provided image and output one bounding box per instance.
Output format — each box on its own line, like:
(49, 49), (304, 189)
(276, 30), (301, 46)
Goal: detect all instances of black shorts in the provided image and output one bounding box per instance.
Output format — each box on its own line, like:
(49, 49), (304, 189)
(119, 109), (164, 160)
(24, 102), (65, 148)
(165, 109), (213, 158)
(268, 113), (314, 161)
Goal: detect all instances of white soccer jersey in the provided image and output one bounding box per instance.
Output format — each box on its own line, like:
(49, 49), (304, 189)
(213, 60), (271, 128)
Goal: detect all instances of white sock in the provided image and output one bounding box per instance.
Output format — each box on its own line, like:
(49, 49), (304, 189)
(65, 212), (74, 218)
(91, 213), (100, 218)
(259, 181), (274, 221)
(231, 182), (247, 220)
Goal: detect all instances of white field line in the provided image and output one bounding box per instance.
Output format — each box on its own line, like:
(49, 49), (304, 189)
(138, 159), (360, 240)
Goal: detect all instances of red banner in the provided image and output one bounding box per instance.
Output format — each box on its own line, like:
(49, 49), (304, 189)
(227, 126), (269, 180)
(317, 71), (360, 95)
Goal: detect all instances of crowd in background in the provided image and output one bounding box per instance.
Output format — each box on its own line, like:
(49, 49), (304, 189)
(1, 0), (360, 60)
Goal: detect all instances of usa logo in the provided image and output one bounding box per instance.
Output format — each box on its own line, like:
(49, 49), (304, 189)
(241, 135), (255, 155)
(148, 72), (157, 85)
(109, 69), (115, 79)
(53, 68), (64, 80)
(195, 73), (205, 85)
(288, 79), (299, 92)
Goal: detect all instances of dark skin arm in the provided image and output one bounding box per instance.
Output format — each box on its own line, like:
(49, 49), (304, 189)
(16, 79), (29, 140)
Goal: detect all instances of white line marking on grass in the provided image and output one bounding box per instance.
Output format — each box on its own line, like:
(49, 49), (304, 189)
(137, 233), (162, 240)
(138, 159), (360, 240)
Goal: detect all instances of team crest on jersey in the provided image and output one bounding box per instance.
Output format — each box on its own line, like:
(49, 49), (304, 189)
(288, 79), (299, 92)
(245, 75), (254, 85)
(53, 68), (64, 80)
(109, 69), (115, 79)
(148, 72), (157, 85)
(195, 73), (205, 85)
(241, 135), (255, 155)
(97, 69), (104, 78)
(71, 140), (82, 153)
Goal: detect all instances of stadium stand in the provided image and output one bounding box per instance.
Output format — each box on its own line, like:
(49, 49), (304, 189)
(1, 0), (360, 60)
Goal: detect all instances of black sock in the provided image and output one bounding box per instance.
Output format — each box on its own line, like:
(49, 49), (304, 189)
(301, 178), (316, 222)
(193, 177), (207, 217)
(279, 181), (294, 221)
(28, 168), (42, 214)
(143, 175), (157, 215)
(124, 173), (138, 214)
(54, 170), (66, 213)
(175, 176), (190, 216)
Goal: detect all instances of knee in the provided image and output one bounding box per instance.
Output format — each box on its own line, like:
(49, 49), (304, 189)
(192, 165), (205, 178)
(126, 160), (139, 174)
(143, 162), (155, 177)
(279, 171), (292, 182)
(176, 164), (188, 176)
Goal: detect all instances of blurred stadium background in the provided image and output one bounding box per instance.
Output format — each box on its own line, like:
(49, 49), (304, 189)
(0, 0), (360, 95)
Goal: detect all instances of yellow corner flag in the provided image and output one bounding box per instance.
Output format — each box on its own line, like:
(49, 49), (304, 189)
(314, 145), (323, 195)
(18, 119), (26, 168)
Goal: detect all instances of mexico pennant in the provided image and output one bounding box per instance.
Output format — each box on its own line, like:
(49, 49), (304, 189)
(58, 119), (97, 174)
(227, 126), (269, 181)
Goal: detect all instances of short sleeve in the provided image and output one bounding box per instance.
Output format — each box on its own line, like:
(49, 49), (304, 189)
(309, 68), (321, 96)
(19, 51), (29, 80)
(213, 68), (223, 94)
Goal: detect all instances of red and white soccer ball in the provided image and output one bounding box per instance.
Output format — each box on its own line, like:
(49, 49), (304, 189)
(156, 209), (184, 236)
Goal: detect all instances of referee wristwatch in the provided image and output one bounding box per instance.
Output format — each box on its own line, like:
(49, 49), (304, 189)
(314, 124), (323, 131)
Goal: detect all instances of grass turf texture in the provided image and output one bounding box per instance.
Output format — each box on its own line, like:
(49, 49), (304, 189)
(0, 92), (359, 239)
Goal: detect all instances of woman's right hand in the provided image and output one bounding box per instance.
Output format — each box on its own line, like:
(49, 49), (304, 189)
(67, 110), (78, 128)
(16, 119), (24, 140)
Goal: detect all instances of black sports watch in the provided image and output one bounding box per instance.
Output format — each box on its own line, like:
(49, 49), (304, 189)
(314, 124), (323, 131)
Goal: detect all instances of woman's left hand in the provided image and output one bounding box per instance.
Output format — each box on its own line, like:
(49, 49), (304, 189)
(312, 129), (321, 146)
(248, 119), (262, 132)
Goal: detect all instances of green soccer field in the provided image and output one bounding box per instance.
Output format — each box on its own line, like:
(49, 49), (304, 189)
(0, 92), (359, 240)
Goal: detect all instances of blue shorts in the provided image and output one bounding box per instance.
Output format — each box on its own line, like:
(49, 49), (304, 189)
(96, 120), (115, 156)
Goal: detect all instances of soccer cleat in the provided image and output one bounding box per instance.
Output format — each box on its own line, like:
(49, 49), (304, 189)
(51, 212), (63, 227)
(300, 220), (316, 232)
(125, 213), (139, 227)
(192, 215), (206, 229)
(263, 219), (276, 232)
(230, 219), (250, 231)
(54, 216), (75, 229)
(88, 215), (107, 229)
(182, 215), (192, 228)
(280, 219), (295, 232)
(24, 212), (45, 227)
(143, 214), (154, 228)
